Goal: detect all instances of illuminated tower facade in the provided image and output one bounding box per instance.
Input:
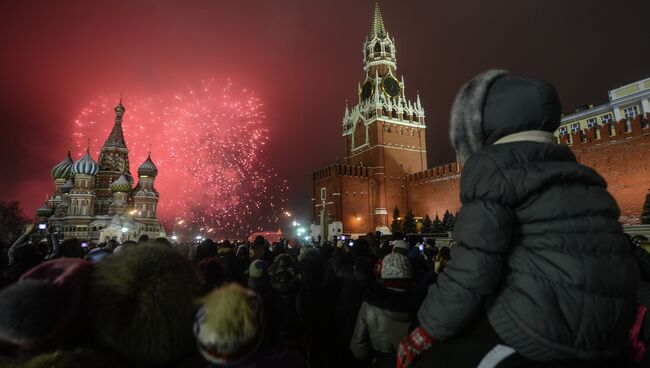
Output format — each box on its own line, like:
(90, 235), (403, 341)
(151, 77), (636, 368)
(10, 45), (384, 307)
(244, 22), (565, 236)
(133, 153), (161, 232)
(316, 2), (426, 235)
(95, 100), (134, 214)
(67, 149), (99, 235)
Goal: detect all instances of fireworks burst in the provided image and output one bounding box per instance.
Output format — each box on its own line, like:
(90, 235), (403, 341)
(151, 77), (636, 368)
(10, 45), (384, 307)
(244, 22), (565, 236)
(71, 80), (288, 237)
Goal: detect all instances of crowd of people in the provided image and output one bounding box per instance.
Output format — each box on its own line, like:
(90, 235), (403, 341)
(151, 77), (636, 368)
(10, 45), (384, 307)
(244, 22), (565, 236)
(0, 226), (452, 368)
(0, 70), (649, 367)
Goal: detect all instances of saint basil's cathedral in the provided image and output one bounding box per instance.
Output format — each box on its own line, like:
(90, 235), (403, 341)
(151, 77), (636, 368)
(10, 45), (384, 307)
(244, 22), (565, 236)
(36, 100), (166, 242)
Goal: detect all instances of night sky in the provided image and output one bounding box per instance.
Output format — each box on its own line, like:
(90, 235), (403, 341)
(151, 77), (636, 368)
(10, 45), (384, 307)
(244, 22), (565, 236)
(1, 0), (649, 227)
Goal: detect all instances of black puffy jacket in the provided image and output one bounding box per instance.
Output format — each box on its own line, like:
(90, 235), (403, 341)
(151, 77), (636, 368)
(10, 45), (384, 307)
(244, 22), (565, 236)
(418, 71), (640, 361)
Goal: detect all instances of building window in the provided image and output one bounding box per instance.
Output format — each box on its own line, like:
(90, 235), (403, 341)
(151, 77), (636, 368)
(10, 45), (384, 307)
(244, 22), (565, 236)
(320, 187), (326, 201)
(586, 118), (598, 128)
(570, 123), (581, 133)
(601, 113), (613, 124)
(624, 105), (639, 119)
(374, 42), (381, 53)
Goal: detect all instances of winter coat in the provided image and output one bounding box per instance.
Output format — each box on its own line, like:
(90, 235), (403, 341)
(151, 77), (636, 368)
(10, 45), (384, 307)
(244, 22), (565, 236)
(350, 286), (414, 363)
(418, 71), (640, 362)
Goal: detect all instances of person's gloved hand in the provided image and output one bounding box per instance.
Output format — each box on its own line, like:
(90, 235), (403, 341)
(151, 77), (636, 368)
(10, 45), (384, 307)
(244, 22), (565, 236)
(396, 326), (434, 368)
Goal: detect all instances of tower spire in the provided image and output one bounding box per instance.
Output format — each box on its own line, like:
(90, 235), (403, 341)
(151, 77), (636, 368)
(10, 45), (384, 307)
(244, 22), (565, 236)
(103, 97), (128, 149)
(371, 2), (386, 39)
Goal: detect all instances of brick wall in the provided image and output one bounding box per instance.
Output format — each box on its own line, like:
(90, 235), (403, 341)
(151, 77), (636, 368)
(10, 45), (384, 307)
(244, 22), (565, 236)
(316, 114), (650, 232)
(405, 114), (650, 224)
(406, 163), (461, 219)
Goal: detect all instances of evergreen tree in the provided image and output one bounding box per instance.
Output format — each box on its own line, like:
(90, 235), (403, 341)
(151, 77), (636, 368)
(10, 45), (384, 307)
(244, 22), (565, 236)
(421, 214), (433, 234)
(642, 189), (650, 224)
(0, 201), (28, 244)
(403, 210), (417, 234)
(391, 207), (402, 234)
(442, 210), (453, 231)
(432, 214), (444, 233)
(441, 211), (457, 231)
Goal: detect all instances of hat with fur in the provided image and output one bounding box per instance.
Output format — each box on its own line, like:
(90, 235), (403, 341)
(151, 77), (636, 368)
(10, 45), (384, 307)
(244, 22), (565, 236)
(381, 253), (412, 290)
(194, 283), (264, 366)
(0, 258), (93, 352)
(392, 239), (409, 252)
(449, 69), (562, 165)
(87, 245), (201, 367)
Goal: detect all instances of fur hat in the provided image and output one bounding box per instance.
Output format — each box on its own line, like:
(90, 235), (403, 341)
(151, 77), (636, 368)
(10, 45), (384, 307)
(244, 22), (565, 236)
(248, 260), (270, 292)
(381, 253), (412, 289)
(87, 245), (201, 367)
(194, 283), (264, 366)
(449, 69), (508, 165)
(248, 259), (269, 279)
(392, 240), (409, 252)
(0, 258), (93, 352)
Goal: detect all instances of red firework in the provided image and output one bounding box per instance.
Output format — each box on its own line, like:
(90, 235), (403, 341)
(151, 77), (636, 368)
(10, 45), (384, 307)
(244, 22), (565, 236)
(71, 80), (288, 237)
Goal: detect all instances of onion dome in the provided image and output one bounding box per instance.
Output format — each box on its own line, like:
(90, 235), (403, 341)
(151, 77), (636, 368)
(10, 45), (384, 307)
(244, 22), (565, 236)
(51, 150), (74, 180)
(61, 178), (74, 193)
(111, 174), (132, 193)
(137, 153), (158, 177)
(72, 149), (99, 176)
(36, 204), (54, 218)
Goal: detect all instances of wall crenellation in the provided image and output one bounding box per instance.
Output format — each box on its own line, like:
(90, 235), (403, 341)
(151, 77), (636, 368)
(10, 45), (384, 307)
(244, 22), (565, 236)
(558, 114), (650, 148)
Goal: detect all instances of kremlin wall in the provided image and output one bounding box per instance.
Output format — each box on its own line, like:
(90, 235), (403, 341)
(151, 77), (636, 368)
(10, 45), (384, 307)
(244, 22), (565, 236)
(314, 115), (650, 238)
(405, 113), (650, 227)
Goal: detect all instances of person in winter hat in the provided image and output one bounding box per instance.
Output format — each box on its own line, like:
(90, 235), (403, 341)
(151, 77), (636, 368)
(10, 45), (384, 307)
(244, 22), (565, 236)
(267, 254), (304, 350)
(391, 239), (409, 255)
(197, 255), (226, 293)
(0, 258), (93, 352)
(351, 252), (415, 368)
(248, 259), (271, 293)
(194, 283), (264, 365)
(193, 283), (306, 368)
(397, 70), (639, 368)
(87, 244), (201, 367)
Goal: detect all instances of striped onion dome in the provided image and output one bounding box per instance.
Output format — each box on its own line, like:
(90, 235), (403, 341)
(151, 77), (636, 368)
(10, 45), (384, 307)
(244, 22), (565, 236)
(36, 204), (53, 218)
(137, 153), (158, 177)
(51, 150), (74, 180)
(61, 178), (74, 193)
(72, 149), (99, 176)
(111, 174), (132, 193)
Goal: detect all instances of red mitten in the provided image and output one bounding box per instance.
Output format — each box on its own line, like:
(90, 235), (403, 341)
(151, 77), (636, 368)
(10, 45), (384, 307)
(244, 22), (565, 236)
(396, 326), (434, 368)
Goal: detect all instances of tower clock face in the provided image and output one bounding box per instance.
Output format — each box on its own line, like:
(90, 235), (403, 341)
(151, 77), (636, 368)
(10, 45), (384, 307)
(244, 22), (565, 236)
(361, 81), (374, 100)
(382, 76), (401, 97)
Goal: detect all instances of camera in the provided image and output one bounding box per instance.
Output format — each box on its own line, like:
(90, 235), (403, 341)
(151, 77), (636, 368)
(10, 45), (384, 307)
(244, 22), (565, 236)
(38, 224), (47, 230)
(81, 242), (88, 248)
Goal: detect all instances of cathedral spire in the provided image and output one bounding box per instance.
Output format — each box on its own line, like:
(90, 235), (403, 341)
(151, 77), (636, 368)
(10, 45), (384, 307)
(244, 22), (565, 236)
(103, 98), (128, 149)
(370, 2), (386, 39)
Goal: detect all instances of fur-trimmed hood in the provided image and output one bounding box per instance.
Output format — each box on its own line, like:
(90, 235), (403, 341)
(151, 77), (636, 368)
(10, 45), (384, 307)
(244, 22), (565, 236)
(449, 70), (562, 164)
